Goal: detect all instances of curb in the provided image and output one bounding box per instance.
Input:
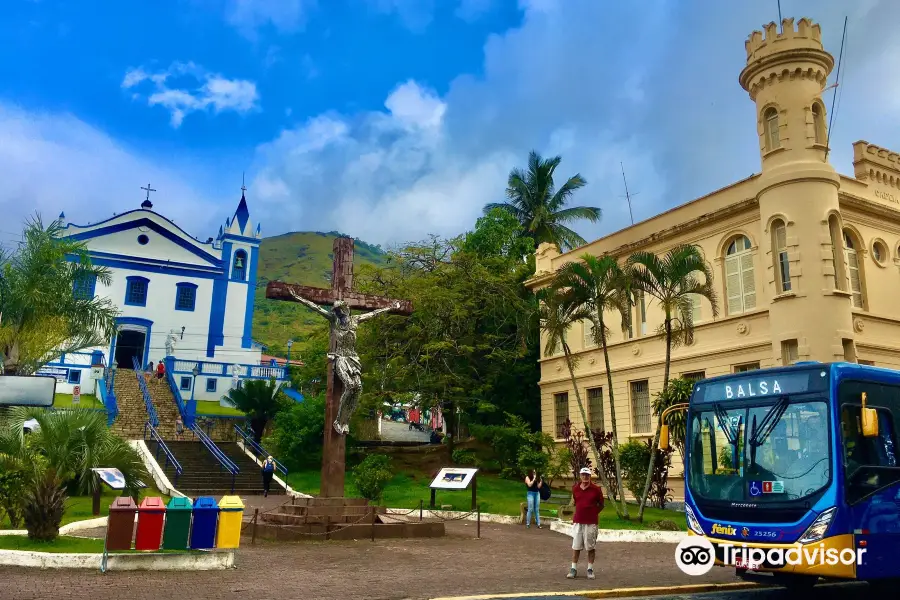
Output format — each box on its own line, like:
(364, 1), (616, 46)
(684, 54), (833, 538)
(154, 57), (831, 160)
(429, 582), (762, 600)
(0, 549), (235, 570)
(1, 517), (109, 538)
(550, 521), (686, 544)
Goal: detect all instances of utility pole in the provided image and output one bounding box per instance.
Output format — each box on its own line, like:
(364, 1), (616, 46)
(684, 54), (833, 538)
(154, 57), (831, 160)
(621, 162), (635, 226)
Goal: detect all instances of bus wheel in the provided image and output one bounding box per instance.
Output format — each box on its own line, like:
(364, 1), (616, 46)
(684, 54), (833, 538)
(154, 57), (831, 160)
(772, 573), (817, 590)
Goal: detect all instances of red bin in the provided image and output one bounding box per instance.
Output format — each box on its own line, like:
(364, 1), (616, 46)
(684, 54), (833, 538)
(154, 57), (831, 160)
(135, 497), (166, 551)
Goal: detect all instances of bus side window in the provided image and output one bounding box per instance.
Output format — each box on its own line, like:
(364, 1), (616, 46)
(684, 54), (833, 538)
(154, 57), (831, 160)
(843, 405), (897, 469)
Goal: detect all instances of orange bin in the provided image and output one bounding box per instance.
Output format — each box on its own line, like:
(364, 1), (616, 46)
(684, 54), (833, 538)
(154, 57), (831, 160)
(134, 497), (166, 551)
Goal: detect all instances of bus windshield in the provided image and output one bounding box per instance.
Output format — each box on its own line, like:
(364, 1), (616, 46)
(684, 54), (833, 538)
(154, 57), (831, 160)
(687, 398), (831, 503)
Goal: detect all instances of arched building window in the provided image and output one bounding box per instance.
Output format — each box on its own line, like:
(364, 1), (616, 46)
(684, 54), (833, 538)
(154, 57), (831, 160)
(764, 107), (780, 151)
(771, 219), (791, 293)
(843, 231), (864, 309)
(725, 235), (756, 315)
(232, 250), (247, 281)
(812, 103), (826, 145)
(828, 215), (847, 291)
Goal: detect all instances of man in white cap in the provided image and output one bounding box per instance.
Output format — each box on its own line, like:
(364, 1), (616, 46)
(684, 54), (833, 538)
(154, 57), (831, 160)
(567, 467), (604, 579)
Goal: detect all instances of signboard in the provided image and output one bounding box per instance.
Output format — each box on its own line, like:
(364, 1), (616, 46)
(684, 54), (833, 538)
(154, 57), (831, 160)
(91, 468), (146, 490)
(0, 375), (56, 407)
(90, 367), (104, 380)
(430, 467), (478, 490)
(693, 369), (828, 404)
(72, 385), (81, 405)
(35, 366), (68, 383)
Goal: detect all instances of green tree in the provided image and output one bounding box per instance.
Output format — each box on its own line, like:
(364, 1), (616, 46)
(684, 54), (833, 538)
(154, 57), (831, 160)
(0, 216), (118, 375)
(484, 151), (601, 252)
(268, 393), (326, 470)
(651, 377), (693, 463)
(551, 253), (633, 519)
(224, 379), (289, 442)
(537, 287), (621, 516)
(626, 244), (719, 521)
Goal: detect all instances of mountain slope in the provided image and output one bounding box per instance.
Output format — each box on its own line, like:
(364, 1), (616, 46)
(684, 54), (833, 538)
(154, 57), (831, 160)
(252, 231), (386, 355)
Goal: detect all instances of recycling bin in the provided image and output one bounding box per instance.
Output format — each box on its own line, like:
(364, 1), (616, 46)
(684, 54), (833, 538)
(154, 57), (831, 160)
(135, 497), (166, 551)
(189, 496), (219, 549)
(162, 496), (193, 550)
(215, 496), (245, 549)
(106, 496), (137, 551)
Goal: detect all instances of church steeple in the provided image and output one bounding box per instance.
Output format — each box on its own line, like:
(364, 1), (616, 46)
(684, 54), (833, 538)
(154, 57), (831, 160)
(220, 177), (261, 239)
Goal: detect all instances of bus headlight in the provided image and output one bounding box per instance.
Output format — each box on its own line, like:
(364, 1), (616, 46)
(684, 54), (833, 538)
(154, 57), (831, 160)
(798, 507), (836, 544)
(685, 504), (704, 535)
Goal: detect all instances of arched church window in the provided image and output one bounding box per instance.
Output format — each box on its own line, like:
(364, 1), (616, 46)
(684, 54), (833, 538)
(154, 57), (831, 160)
(233, 250), (247, 281)
(828, 215), (847, 292)
(764, 107), (780, 151)
(812, 103), (826, 145)
(725, 235), (755, 315)
(771, 219), (791, 293)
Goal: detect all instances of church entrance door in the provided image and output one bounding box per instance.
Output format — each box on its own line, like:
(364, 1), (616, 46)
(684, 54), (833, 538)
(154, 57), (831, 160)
(114, 330), (146, 370)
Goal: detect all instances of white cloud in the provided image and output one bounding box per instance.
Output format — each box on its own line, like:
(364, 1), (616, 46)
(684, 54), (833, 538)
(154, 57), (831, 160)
(0, 102), (229, 242)
(456, 0), (494, 21)
(224, 0), (316, 36)
(123, 61), (259, 128)
(364, 0), (435, 32)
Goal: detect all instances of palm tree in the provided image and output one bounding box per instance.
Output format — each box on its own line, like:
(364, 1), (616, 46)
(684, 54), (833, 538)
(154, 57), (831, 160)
(626, 244), (719, 521)
(537, 287), (621, 516)
(552, 253), (633, 519)
(224, 378), (288, 442)
(0, 408), (149, 540)
(484, 151), (601, 252)
(0, 215), (118, 375)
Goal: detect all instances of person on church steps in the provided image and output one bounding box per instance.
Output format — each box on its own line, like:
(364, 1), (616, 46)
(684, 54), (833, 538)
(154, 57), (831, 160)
(524, 470), (543, 528)
(567, 467), (604, 580)
(145, 361), (154, 382)
(261, 456), (276, 497)
(155, 360), (165, 383)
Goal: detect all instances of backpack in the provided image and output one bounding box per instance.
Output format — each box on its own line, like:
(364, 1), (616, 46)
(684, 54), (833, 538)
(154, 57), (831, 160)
(539, 481), (551, 501)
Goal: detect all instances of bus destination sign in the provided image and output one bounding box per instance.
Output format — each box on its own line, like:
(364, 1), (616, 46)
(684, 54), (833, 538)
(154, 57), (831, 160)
(693, 370), (827, 404)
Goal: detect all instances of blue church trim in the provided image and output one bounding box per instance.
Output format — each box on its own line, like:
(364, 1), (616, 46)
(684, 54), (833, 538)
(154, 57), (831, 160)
(82, 250), (222, 273)
(234, 195), (250, 233)
(80, 256), (221, 280)
(221, 233), (260, 244)
(124, 276), (149, 307)
(241, 246), (259, 348)
(207, 242), (232, 357)
(66, 217), (220, 265)
(175, 282), (198, 312)
(109, 316), (153, 370)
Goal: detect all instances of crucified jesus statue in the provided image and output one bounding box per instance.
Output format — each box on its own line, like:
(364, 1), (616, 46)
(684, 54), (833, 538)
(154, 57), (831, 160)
(289, 292), (401, 435)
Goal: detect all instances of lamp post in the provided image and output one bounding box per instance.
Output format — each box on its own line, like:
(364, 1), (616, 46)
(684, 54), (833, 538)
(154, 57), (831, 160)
(109, 360), (118, 391)
(286, 339), (293, 380)
(189, 364), (200, 423)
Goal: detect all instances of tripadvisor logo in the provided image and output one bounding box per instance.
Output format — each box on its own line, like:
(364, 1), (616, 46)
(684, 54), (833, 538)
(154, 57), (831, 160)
(674, 537), (866, 576)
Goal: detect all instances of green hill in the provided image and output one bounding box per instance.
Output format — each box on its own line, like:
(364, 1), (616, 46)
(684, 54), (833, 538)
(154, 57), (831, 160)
(252, 231), (386, 356)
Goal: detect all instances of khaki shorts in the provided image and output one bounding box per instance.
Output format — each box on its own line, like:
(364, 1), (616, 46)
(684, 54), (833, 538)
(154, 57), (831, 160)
(572, 523), (598, 551)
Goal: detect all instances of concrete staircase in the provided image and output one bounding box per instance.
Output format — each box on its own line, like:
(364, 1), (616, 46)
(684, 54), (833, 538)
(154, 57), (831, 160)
(379, 419), (433, 443)
(109, 369), (181, 440)
(151, 440), (280, 496)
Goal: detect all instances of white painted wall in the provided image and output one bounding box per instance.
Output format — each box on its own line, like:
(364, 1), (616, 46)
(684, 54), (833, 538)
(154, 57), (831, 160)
(83, 226), (216, 267)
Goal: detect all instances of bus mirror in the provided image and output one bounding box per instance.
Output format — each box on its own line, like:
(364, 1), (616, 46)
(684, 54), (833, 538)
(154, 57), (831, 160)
(862, 408), (879, 437)
(659, 425), (670, 450)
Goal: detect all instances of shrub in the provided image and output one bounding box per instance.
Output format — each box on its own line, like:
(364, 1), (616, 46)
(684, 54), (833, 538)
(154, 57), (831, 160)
(451, 448), (478, 466)
(560, 420), (592, 477)
(650, 519), (681, 531)
(0, 468), (27, 528)
(353, 455), (394, 502)
(591, 430), (620, 503)
(618, 439), (651, 501)
(471, 413), (549, 479)
(268, 394), (325, 470)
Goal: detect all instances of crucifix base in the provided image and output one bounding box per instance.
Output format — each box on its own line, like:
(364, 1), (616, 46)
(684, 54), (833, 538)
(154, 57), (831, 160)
(320, 361), (346, 498)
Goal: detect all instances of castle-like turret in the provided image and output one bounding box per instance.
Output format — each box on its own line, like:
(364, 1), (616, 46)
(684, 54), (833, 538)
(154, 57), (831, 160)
(741, 18), (855, 364)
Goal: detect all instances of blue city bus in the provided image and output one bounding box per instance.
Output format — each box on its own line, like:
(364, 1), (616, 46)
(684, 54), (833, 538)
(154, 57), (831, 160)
(681, 361), (900, 589)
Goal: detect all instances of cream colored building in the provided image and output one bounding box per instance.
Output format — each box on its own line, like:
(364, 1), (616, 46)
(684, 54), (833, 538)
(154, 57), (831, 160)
(526, 17), (900, 477)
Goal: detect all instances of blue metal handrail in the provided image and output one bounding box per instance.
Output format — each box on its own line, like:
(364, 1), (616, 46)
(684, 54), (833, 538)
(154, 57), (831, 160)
(143, 422), (183, 485)
(132, 357), (159, 428)
(190, 424), (238, 493)
(163, 357), (190, 425)
(234, 425), (287, 475)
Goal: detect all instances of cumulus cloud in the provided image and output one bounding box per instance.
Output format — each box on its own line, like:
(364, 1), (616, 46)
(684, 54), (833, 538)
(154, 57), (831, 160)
(223, 0), (316, 36)
(122, 62), (259, 128)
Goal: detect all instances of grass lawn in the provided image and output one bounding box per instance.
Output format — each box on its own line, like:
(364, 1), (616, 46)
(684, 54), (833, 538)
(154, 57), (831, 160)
(194, 402), (245, 417)
(53, 393), (105, 410)
(1, 488), (170, 530)
(284, 469), (683, 530)
(0, 535), (106, 553)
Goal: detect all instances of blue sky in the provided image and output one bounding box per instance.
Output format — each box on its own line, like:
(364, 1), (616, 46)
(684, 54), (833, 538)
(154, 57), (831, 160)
(1, 0), (898, 250)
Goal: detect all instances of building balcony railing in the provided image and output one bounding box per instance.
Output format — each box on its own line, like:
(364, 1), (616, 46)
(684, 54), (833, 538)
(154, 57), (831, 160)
(167, 358), (287, 381)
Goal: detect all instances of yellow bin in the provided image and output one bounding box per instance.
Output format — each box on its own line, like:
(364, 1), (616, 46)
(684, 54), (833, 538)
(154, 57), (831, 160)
(215, 495), (245, 549)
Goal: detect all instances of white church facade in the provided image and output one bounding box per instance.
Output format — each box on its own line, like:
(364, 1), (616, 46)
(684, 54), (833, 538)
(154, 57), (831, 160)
(44, 191), (287, 407)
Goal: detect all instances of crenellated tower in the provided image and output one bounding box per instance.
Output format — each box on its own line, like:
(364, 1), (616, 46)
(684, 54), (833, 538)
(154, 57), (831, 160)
(740, 18), (855, 364)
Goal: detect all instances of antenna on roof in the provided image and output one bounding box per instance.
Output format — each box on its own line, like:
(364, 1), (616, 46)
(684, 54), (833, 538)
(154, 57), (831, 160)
(777, 0), (782, 31)
(825, 16), (848, 162)
(241, 172), (247, 195)
(620, 162), (636, 225)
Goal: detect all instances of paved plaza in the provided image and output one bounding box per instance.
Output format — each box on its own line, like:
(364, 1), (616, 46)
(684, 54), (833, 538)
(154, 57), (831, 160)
(0, 520), (740, 600)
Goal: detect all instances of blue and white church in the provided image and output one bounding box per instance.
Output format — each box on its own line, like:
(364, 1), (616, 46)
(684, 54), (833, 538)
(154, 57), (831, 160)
(48, 190), (287, 406)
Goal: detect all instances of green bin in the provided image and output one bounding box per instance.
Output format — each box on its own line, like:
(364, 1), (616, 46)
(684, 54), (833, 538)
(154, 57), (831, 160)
(162, 496), (193, 550)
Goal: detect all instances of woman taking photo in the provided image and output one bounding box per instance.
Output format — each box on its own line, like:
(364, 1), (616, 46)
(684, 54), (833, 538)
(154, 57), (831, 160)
(524, 470), (543, 528)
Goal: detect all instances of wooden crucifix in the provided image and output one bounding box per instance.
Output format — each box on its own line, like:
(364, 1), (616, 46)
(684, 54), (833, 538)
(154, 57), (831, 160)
(266, 237), (412, 498)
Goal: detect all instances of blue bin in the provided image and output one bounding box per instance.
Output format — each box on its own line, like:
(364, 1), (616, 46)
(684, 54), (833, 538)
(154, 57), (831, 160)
(189, 496), (220, 549)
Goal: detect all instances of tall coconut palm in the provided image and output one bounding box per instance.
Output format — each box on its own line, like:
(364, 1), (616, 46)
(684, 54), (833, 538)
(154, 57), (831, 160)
(552, 253), (633, 519)
(0, 215), (118, 375)
(537, 287), (621, 517)
(484, 151), (601, 252)
(626, 244), (719, 521)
